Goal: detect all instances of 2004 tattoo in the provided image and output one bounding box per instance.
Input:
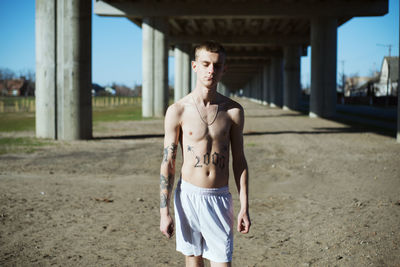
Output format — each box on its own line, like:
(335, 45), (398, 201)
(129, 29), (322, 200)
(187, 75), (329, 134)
(188, 145), (225, 169)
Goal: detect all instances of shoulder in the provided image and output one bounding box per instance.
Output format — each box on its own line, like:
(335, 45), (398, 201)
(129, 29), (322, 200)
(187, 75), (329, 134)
(165, 94), (192, 123)
(166, 102), (183, 117)
(222, 96), (244, 121)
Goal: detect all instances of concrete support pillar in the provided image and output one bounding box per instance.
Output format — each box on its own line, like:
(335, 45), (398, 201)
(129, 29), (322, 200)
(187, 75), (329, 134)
(251, 76), (256, 100)
(397, 9), (400, 143)
(258, 68), (265, 104)
(142, 18), (154, 117)
(174, 44), (191, 101)
(243, 83), (248, 98)
(182, 45), (191, 96)
(270, 56), (283, 107)
(310, 18), (337, 118)
(255, 74), (259, 101)
(248, 79), (252, 98)
(217, 83), (224, 96)
(36, 0), (56, 139)
(174, 46), (183, 102)
(249, 77), (254, 99)
(153, 18), (169, 117)
(218, 83), (230, 97)
(283, 45), (301, 110)
(258, 70), (263, 104)
(191, 63), (197, 91)
(142, 17), (168, 117)
(142, 17), (169, 117)
(262, 64), (270, 105)
(57, 0), (92, 140)
(36, 0), (92, 140)
(255, 72), (261, 103)
(398, 66), (400, 141)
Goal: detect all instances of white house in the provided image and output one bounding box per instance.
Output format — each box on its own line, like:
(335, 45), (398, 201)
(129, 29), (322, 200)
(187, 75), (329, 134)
(374, 56), (398, 97)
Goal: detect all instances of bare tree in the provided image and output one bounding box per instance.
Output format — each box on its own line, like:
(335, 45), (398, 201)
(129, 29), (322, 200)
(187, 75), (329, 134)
(0, 68), (16, 80)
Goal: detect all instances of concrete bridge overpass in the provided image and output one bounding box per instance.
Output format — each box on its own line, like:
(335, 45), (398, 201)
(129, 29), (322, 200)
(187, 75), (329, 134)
(35, 0), (398, 142)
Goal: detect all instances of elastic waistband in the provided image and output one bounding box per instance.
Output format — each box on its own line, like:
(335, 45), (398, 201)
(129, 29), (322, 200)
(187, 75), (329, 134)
(177, 179), (230, 196)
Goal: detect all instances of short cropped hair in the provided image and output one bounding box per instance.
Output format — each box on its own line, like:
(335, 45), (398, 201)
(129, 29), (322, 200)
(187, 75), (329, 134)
(194, 41), (226, 61)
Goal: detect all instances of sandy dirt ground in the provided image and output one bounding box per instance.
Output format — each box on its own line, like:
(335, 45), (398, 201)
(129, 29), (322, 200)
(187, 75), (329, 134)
(1, 98), (399, 267)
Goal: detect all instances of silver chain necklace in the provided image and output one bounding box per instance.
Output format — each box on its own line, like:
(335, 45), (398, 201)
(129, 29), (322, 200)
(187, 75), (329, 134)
(191, 94), (219, 126)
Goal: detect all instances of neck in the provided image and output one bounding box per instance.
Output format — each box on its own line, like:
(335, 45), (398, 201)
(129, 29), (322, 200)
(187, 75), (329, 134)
(193, 85), (218, 105)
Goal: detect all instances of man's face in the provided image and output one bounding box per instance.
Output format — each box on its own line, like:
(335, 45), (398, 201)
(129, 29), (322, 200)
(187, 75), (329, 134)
(192, 49), (226, 89)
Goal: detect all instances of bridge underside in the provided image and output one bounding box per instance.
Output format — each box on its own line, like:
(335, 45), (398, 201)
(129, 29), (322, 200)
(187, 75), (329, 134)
(35, 0), (397, 141)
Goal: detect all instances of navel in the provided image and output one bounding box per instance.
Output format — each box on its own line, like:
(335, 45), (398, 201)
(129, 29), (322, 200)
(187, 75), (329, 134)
(206, 170), (210, 176)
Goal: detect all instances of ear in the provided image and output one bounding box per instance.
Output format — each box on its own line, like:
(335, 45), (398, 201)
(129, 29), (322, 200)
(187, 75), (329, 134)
(191, 61), (197, 72)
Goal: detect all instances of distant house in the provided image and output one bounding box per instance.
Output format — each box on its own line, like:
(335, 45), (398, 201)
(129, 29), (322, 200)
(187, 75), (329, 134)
(344, 56), (399, 98)
(344, 76), (374, 97)
(0, 78), (34, 96)
(374, 56), (398, 97)
(91, 83), (105, 96)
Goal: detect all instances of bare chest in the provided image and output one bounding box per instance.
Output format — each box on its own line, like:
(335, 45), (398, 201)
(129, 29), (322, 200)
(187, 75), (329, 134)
(181, 108), (231, 143)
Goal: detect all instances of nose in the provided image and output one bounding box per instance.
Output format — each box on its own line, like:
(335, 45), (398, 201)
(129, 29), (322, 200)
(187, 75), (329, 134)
(208, 64), (215, 74)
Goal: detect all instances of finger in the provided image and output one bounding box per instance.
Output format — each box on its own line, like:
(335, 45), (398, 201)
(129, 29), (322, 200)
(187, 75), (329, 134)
(168, 225), (174, 238)
(241, 225), (249, 234)
(237, 219), (242, 232)
(241, 219), (250, 234)
(163, 230), (171, 238)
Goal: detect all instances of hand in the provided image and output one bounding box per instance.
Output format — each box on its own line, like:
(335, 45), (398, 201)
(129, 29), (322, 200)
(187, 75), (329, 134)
(160, 214), (174, 238)
(237, 209), (251, 234)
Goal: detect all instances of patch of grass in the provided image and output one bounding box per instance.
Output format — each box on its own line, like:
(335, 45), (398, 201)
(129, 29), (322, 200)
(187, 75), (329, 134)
(246, 142), (257, 147)
(0, 113), (35, 132)
(92, 104), (143, 123)
(0, 97), (159, 132)
(0, 137), (52, 155)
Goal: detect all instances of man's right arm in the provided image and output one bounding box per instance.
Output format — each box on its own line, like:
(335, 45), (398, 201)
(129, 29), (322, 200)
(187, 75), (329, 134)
(159, 104), (181, 238)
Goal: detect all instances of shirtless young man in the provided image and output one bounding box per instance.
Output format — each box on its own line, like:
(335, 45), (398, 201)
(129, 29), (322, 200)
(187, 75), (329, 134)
(159, 41), (251, 267)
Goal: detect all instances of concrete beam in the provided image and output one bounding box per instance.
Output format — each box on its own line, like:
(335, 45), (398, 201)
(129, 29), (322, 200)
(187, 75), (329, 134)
(94, 0), (388, 18)
(226, 58), (270, 64)
(226, 50), (282, 59)
(170, 33), (308, 46)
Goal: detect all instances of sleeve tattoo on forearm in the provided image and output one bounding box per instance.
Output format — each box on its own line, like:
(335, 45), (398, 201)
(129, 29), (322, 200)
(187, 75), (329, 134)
(160, 143), (177, 208)
(163, 143), (178, 167)
(160, 174), (174, 208)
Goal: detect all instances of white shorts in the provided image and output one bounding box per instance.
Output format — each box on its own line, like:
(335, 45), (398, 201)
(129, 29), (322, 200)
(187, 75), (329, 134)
(174, 179), (234, 263)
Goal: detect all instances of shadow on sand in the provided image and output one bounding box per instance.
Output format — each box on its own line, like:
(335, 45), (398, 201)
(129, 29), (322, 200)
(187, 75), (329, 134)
(93, 134), (164, 140)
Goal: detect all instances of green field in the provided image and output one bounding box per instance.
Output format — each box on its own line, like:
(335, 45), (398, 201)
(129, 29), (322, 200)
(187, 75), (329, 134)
(92, 104), (143, 123)
(0, 97), (145, 154)
(0, 137), (53, 155)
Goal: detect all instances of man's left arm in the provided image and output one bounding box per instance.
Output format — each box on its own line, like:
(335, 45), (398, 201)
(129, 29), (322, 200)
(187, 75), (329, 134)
(230, 106), (251, 234)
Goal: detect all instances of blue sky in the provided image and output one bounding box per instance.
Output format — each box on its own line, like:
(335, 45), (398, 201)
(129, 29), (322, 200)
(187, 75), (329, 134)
(0, 0), (398, 88)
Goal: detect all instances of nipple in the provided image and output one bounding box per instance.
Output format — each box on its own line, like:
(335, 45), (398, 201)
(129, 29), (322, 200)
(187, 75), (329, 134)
(189, 131), (192, 135)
